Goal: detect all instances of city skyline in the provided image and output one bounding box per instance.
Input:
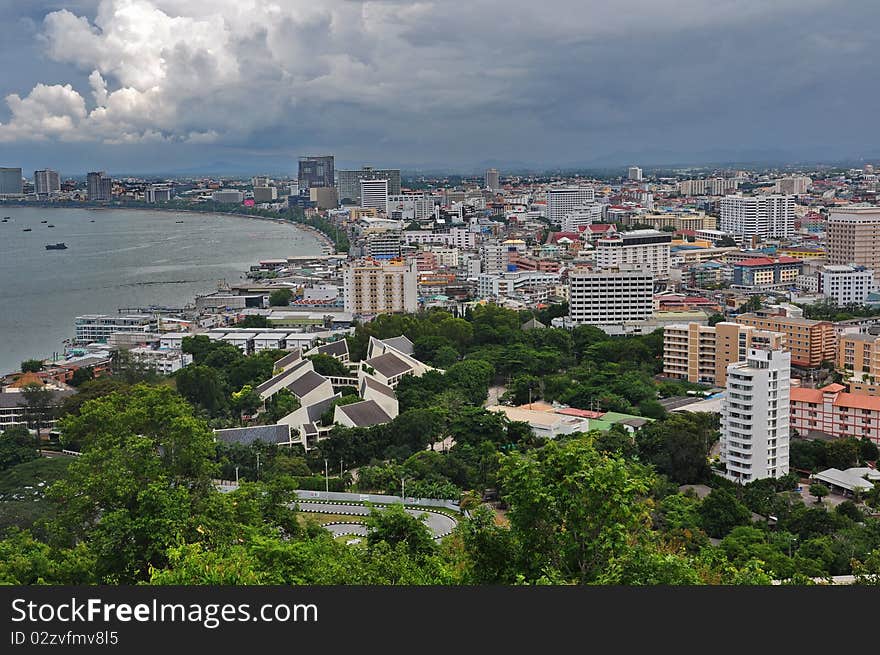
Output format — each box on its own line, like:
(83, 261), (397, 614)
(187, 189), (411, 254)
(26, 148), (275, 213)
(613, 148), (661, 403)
(1, 1), (879, 175)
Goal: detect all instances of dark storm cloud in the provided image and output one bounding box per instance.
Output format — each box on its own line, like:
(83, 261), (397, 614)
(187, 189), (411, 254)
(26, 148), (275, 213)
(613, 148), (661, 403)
(0, 0), (878, 173)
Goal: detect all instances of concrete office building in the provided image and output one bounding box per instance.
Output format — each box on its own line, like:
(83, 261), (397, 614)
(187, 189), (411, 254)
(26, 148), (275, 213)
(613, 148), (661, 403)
(720, 348), (791, 483)
(595, 229), (672, 276)
(0, 167), (23, 195)
(827, 206), (880, 280)
(627, 166), (643, 181)
(546, 187), (595, 225)
(663, 322), (786, 385)
(253, 186), (278, 203)
(720, 195), (794, 242)
(360, 179), (389, 214)
(568, 268), (654, 327)
(343, 258), (418, 315)
(211, 190), (244, 204)
(389, 193), (434, 221)
(309, 186), (338, 210)
(74, 314), (155, 344)
(145, 185), (172, 203)
(816, 264), (875, 305)
(33, 169), (60, 196)
(561, 203), (603, 232)
(338, 166), (401, 204)
(678, 178), (739, 196)
(298, 155), (335, 189)
(485, 168), (500, 191)
(86, 171), (112, 201)
(774, 176), (812, 195)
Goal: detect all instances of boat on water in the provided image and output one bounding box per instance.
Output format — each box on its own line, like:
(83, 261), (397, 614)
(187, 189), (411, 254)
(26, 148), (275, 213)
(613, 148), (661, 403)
(45, 242), (67, 250)
(22, 228), (32, 232)
(40, 220), (47, 223)
(47, 224), (55, 228)
(175, 220), (184, 223)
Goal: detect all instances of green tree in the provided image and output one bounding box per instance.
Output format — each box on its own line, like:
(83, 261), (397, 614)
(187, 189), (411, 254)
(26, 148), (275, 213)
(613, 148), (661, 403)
(268, 288), (293, 306)
(307, 353), (349, 377)
(809, 483), (830, 505)
(637, 412), (717, 484)
(0, 426), (40, 471)
(20, 359), (43, 373)
(18, 383), (56, 447)
(825, 438), (860, 470)
(69, 366), (95, 387)
(174, 365), (227, 415)
(500, 436), (654, 583)
(859, 438), (879, 463)
(457, 505), (518, 583)
(236, 315), (270, 328)
(698, 488), (751, 538)
(231, 385), (262, 425)
(364, 504), (436, 556)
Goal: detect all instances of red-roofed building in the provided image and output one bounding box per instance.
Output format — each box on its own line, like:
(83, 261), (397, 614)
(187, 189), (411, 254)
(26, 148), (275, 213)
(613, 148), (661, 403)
(732, 256), (803, 289)
(791, 384), (880, 444)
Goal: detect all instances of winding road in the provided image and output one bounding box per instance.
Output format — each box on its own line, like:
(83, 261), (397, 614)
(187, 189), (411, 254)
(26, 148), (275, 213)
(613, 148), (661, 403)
(296, 501), (458, 540)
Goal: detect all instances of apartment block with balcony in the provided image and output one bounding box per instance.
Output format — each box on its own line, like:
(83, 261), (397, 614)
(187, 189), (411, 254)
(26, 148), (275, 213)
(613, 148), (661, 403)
(720, 348), (791, 483)
(663, 322), (786, 386)
(735, 312), (835, 368)
(790, 383), (880, 445)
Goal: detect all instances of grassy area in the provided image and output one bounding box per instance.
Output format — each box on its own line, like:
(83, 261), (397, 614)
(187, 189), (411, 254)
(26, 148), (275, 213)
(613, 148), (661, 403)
(297, 512), (366, 527)
(0, 457), (71, 537)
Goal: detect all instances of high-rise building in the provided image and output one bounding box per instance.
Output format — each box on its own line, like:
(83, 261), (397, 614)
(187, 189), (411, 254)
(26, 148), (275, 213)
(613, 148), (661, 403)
(720, 348), (791, 483)
(297, 155), (335, 190)
(485, 168), (500, 191)
(595, 229), (672, 277)
(546, 187), (595, 225)
(337, 166), (401, 204)
(627, 166), (643, 181)
(0, 167), (23, 195)
(663, 322), (786, 385)
(33, 169), (61, 196)
(568, 268), (654, 327)
(360, 179), (389, 214)
(720, 195), (794, 242)
(145, 185), (172, 203)
(253, 186), (278, 203)
(774, 176), (812, 195)
(343, 258), (418, 315)
(86, 171), (112, 201)
(827, 206), (880, 280)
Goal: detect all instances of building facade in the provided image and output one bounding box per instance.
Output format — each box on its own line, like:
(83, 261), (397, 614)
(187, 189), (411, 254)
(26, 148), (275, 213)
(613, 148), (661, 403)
(720, 195), (795, 241)
(731, 256), (803, 290)
(33, 169), (60, 196)
(568, 268), (654, 326)
(86, 171), (112, 201)
(546, 187), (596, 225)
(735, 312), (835, 368)
(827, 206), (880, 279)
(663, 321), (786, 385)
(791, 384), (880, 445)
(816, 264), (875, 305)
(485, 168), (500, 191)
(343, 258), (418, 315)
(720, 348), (791, 483)
(595, 229), (672, 276)
(338, 166), (401, 204)
(0, 167), (23, 195)
(360, 178), (389, 214)
(298, 155), (335, 190)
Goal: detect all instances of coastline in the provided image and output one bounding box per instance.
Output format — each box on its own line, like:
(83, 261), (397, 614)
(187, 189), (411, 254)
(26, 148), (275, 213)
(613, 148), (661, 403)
(0, 205), (337, 376)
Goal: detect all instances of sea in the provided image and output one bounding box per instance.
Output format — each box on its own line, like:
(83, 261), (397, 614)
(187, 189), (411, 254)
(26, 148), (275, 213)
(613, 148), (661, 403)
(0, 206), (323, 375)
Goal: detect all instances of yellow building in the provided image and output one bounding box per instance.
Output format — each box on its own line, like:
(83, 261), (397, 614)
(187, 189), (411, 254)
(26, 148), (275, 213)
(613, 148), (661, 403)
(663, 322), (786, 385)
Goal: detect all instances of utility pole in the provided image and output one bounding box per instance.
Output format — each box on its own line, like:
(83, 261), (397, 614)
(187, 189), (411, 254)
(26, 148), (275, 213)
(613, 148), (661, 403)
(324, 458), (329, 492)
(401, 477), (406, 505)
(256, 452), (260, 480)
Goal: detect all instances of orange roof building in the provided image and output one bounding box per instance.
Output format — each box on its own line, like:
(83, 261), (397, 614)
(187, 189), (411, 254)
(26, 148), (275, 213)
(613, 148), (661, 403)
(791, 383), (880, 445)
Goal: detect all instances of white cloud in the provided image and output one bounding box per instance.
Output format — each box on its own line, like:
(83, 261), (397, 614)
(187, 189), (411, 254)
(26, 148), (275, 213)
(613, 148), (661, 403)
(0, 0), (846, 148)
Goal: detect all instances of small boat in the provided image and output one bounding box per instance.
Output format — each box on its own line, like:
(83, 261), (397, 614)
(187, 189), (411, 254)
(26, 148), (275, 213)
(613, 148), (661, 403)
(40, 220), (47, 223)
(47, 224), (55, 228)
(22, 228), (32, 232)
(45, 242), (67, 250)
(175, 220), (184, 223)
(89, 220), (95, 222)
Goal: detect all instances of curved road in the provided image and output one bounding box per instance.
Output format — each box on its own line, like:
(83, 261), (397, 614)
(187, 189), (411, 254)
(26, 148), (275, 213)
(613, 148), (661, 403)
(296, 501), (457, 539)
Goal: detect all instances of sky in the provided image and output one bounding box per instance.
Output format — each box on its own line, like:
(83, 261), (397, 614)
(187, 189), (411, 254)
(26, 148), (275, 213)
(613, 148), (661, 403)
(0, 0), (878, 176)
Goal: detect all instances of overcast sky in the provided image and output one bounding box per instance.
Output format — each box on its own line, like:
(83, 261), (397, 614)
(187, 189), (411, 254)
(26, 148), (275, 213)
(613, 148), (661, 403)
(0, 0), (878, 175)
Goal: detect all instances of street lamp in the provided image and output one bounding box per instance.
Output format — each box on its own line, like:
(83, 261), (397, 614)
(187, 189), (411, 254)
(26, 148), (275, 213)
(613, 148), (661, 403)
(234, 465), (239, 485)
(324, 458), (329, 493)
